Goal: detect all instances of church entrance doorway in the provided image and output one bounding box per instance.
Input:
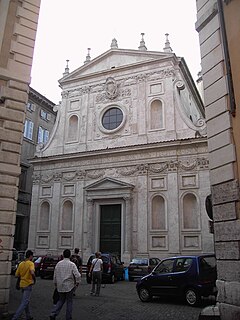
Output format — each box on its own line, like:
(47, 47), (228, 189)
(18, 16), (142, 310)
(100, 204), (121, 255)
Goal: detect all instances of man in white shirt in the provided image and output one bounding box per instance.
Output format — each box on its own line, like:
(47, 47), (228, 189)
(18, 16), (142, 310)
(89, 252), (103, 296)
(49, 249), (81, 320)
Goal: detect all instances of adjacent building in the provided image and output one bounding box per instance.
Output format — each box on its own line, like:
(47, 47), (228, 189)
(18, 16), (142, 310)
(28, 36), (214, 264)
(0, 0), (41, 316)
(196, 0), (240, 319)
(15, 87), (56, 251)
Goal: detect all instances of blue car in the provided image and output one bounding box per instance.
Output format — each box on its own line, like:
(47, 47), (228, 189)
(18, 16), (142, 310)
(136, 254), (217, 307)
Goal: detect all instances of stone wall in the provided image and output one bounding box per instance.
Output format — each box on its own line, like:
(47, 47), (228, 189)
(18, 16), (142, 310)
(0, 0), (41, 316)
(196, 0), (240, 319)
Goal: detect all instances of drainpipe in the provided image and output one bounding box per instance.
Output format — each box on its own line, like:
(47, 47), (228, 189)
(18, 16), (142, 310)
(217, 0), (236, 116)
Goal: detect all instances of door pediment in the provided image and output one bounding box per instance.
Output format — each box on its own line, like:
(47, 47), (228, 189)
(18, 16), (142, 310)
(85, 177), (134, 192)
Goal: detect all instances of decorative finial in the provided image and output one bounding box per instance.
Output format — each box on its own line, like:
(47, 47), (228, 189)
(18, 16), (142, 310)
(163, 33), (173, 53)
(138, 33), (147, 51)
(84, 48), (91, 64)
(63, 59), (70, 76)
(111, 38), (118, 49)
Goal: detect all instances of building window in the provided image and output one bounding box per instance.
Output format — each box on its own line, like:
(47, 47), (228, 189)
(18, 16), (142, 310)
(62, 200), (73, 230)
(40, 109), (50, 121)
(27, 102), (35, 112)
(38, 126), (49, 144)
(102, 107), (123, 130)
(183, 193), (199, 229)
(150, 99), (163, 130)
(24, 119), (34, 140)
(67, 115), (78, 142)
(39, 202), (50, 231)
(152, 195), (166, 230)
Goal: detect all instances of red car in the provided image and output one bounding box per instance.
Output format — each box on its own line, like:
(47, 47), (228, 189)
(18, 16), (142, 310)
(39, 255), (62, 279)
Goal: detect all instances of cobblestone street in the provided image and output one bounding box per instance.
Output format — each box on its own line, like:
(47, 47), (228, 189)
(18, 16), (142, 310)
(8, 275), (215, 320)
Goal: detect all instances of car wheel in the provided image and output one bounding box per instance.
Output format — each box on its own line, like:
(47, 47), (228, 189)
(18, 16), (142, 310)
(185, 288), (201, 307)
(138, 287), (152, 302)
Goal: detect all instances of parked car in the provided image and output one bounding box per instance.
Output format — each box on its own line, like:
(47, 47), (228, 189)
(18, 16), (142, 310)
(11, 250), (26, 274)
(136, 254), (217, 307)
(11, 248), (19, 274)
(128, 257), (161, 281)
(39, 255), (62, 279)
(86, 253), (125, 284)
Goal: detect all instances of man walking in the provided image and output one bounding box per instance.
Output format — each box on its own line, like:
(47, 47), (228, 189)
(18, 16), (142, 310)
(12, 249), (36, 320)
(70, 248), (82, 276)
(49, 249), (81, 320)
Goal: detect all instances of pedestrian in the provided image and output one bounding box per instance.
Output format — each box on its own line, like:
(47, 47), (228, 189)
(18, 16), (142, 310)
(49, 249), (81, 320)
(70, 248), (83, 296)
(89, 251), (103, 297)
(70, 248), (82, 276)
(12, 249), (36, 320)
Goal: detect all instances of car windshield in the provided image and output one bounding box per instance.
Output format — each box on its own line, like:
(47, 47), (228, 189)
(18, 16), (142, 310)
(101, 256), (110, 263)
(131, 258), (148, 265)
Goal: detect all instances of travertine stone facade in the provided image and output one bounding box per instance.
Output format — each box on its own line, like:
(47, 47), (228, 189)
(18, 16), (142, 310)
(0, 0), (41, 316)
(196, 0), (240, 319)
(28, 41), (214, 265)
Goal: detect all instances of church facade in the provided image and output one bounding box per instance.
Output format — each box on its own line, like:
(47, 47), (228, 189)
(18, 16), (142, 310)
(28, 36), (214, 263)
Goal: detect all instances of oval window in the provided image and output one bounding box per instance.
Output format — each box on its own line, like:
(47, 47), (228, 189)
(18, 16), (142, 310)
(102, 107), (123, 130)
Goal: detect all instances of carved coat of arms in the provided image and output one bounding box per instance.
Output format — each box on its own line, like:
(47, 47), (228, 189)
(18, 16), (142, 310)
(105, 77), (118, 99)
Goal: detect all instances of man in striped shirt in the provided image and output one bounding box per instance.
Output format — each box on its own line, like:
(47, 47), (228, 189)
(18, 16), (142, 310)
(49, 249), (81, 320)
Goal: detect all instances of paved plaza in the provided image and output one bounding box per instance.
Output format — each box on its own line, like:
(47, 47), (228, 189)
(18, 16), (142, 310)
(7, 275), (215, 320)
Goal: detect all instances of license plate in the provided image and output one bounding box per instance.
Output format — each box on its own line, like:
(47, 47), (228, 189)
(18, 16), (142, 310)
(134, 268), (141, 272)
(47, 267), (54, 270)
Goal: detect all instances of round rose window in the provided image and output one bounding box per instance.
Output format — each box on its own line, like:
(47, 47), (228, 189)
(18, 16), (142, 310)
(102, 107), (123, 130)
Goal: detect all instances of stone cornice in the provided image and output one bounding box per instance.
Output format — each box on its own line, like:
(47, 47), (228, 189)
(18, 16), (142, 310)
(30, 137), (208, 166)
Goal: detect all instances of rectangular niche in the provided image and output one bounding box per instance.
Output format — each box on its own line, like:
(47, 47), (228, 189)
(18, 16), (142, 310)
(62, 184), (75, 196)
(151, 177), (166, 190)
(41, 186), (52, 197)
(60, 235), (72, 247)
(37, 235), (49, 248)
(180, 174), (198, 189)
(151, 236), (168, 250)
(69, 99), (81, 111)
(149, 82), (163, 96)
(182, 235), (201, 250)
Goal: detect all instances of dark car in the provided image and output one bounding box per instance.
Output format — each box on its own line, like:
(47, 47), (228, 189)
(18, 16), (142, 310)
(39, 255), (62, 279)
(136, 254), (217, 307)
(128, 257), (161, 281)
(86, 253), (124, 284)
(11, 248), (19, 274)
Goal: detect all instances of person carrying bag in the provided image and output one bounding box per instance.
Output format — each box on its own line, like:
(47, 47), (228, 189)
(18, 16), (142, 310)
(89, 252), (103, 296)
(12, 250), (36, 320)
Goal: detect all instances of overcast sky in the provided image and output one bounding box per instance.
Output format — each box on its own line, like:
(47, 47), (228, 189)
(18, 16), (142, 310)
(30, 0), (201, 104)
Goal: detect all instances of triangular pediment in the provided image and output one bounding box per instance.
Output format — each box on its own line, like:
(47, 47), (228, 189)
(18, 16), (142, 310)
(85, 177), (135, 191)
(59, 48), (174, 83)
